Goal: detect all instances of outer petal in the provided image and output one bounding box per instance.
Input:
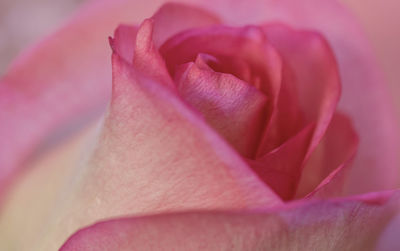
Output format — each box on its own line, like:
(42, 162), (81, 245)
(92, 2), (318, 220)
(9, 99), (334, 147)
(2, 0), (393, 202)
(110, 25), (138, 63)
(61, 190), (400, 251)
(0, 0), (167, 200)
(0, 50), (280, 251)
(341, 0), (400, 123)
(0, 0), (218, 200)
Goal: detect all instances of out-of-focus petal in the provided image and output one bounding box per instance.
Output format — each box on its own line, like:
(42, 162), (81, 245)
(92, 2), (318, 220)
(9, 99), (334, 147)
(0, 0), (167, 200)
(296, 112), (359, 198)
(151, 2), (221, 48)
(376, 212), (400, 251)
(61, 190), (400, 251)
(0, 0), (218, 200)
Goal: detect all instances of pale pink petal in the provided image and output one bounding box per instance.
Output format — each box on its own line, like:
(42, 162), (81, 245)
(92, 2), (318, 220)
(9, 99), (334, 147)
(85, 52), (280, 212)
(0, 0), (216, 200)
(0, 0), (226, 200)
(61, 190), (400, 251)
(1, 0), (397, 210)
(131, 19), (175, 87)
(297, 112), (359, 198)
(0, 0), (169, 200)
(4, 51), (280, 250)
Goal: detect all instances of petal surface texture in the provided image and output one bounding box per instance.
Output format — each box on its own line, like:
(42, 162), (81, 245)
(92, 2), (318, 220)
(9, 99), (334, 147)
(0, 39), (280, 251)
(0, 0), (398, 250)
(61, 190), (400, 251)
(1, 0), (397, 203)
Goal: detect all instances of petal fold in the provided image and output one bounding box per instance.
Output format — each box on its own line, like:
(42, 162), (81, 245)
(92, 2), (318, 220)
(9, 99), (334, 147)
(258, 23), (341, 158)
(61, 190), (400, 251)
(160, 25), (282, 107)
(4, 52), (280, 251)
(176, 56), (268, 157)
(297, 112), (359, 198)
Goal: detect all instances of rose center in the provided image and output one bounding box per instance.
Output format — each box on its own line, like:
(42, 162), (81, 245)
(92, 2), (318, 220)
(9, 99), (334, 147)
(159, 25), (281, 158)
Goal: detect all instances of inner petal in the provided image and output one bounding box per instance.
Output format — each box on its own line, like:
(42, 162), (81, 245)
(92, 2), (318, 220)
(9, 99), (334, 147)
(175, 54), (269, 158)
(160, 25), (282, 105)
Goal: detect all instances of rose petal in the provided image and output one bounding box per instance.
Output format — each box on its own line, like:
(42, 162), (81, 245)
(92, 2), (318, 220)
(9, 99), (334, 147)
(249, 124), (315, 200)
(0, 0), (164, 200)
(258, 24), (341, 159)
(0, 50), (281, 250)
(0, 0), (220, 200)
(175, 55), (268, 157)
(376, 212), (400, 251)
(110, 25), (138, 63)
(2, 0), (397, 209)
(194, 0), (400, 194)
(151, 2), (221, 48)
(249, 24), (341, 200)
(131, 19), (176, 88)
(296, 112), (359, 198)
(160, 25), (282, 107)
(92, 52), (280, 211)
(61, 190), (400, 251)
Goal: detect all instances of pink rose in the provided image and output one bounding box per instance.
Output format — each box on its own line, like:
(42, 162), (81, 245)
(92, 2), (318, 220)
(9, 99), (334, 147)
(1, 0), (399, 250)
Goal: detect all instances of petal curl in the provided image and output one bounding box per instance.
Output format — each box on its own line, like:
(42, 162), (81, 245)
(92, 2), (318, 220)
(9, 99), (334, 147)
(249, 124), (315, 200)
(176, 55), (268, 157)
(110, 25), (137, 63)
(297, 112), (359, 198)
(160, 25), (282, 107)
(259, 24), (341, 158)
(61, 190), (400, 251)
(250, 24), (341, 200)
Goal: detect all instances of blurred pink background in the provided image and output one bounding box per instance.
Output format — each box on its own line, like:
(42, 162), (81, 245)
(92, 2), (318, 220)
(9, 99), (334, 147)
(0, 0), (399, 116)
